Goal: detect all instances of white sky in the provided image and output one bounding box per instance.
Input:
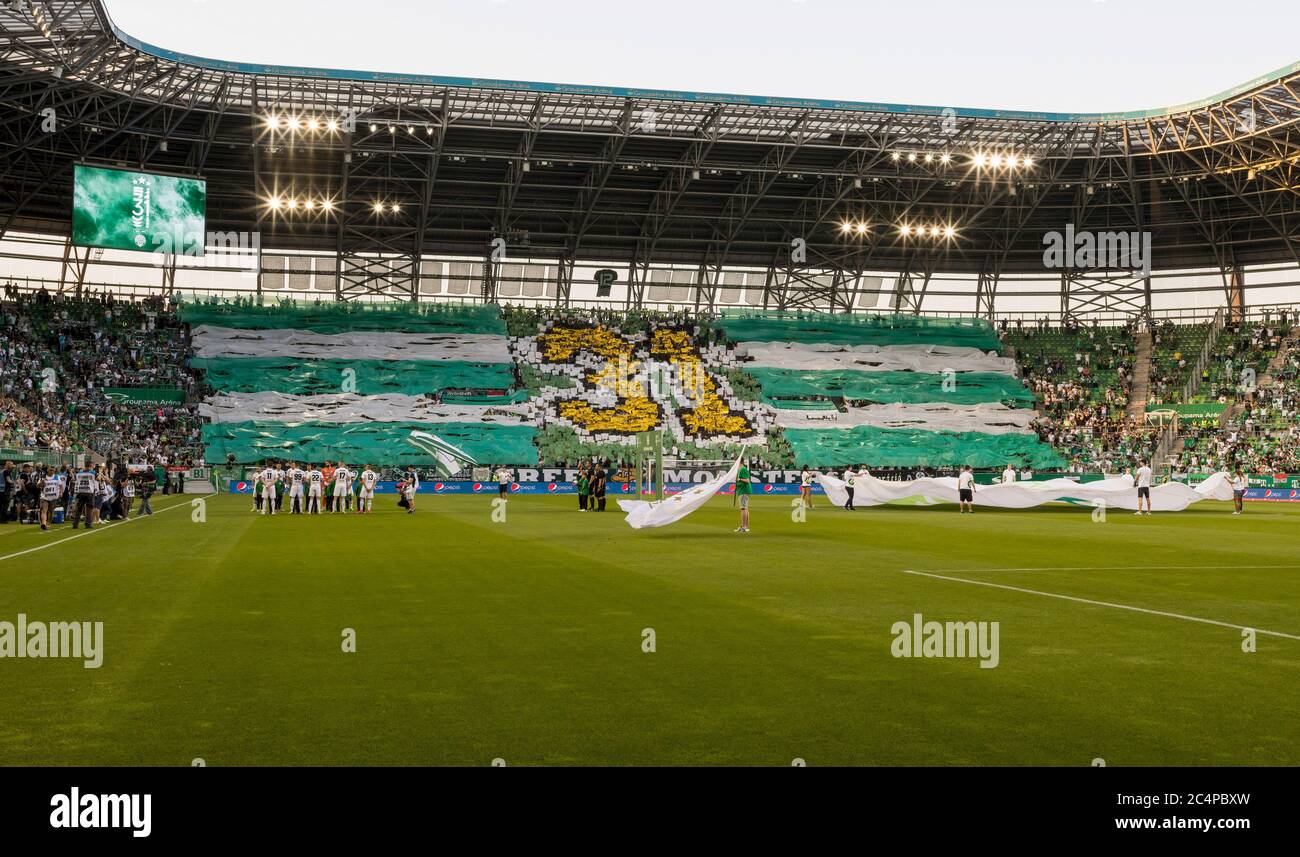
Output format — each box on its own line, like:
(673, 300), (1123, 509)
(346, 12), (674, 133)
(103, 0), (1299, 114)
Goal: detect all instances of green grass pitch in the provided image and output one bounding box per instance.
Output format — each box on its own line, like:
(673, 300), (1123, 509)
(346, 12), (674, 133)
(2, 491), (1297, 766)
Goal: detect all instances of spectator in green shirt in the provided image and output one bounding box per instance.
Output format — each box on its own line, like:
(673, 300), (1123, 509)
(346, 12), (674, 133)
(577, 465), (590, 512)
(734, 462), (755, 533)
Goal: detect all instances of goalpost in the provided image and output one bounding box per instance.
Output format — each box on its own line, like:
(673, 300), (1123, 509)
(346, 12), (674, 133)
(635, 430), (664, 501)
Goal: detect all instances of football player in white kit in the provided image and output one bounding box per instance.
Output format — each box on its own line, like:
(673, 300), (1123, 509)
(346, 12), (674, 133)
(260, 463), (278, 515)
(358, 465), (378, 514)
(307, 464), (325, 514)
(287, 463), (307, 514)
(332, 464), (352, 513)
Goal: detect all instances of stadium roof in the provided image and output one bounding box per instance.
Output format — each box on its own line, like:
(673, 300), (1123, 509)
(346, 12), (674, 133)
(2, 0), (1300, 311)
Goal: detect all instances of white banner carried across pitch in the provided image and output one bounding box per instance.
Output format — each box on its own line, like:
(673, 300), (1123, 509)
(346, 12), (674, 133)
(814, 471), (1235, 512)
(619, 457), (742, 529)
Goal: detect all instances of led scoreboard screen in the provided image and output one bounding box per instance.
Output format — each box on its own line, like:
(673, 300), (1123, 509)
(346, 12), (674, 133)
(72, 164), (206, 254)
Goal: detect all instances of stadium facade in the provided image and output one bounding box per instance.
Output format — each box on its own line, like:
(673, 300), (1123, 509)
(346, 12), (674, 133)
(1, 1), (1299, 320)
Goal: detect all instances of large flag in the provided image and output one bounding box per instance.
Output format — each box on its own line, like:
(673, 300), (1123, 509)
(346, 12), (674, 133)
(619, 457), (742, 529)
(815, 471), (1234, 512)
(184, 300), (534, 466)
(407, 431), (478, 477)
(715, 311), (1061, 469)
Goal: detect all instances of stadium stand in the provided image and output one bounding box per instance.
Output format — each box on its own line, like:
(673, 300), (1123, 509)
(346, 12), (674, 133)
(1147, 320), (1211, 405)
(6, 285), (1299, 481)
(1, 287), (205, 464)
(1002, 320), (1146, 472)
(1171, 321), (1300, 473)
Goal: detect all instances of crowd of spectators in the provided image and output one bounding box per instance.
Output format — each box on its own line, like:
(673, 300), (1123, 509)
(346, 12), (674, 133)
(0, 285), (207, 465)
(1176, 373), (1300, 474)
(1004, 319), (1148, 472)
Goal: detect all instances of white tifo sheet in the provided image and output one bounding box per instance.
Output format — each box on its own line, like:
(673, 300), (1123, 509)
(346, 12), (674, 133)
(191, 325), (511, 363)
(773, 402), (1036, 434)
(198, 391), (526, 424)
(737, 342), (1017, 375)
(619, 458), (742, 529)
(815, 471), (1235, 512)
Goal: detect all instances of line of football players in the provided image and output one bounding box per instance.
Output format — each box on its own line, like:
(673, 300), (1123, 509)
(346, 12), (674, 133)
(252, 462), (381, 515)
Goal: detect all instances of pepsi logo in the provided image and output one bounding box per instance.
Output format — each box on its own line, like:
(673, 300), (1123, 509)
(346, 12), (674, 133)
(472, 483), (484, 492)
(434, 482), (446, 492)
(235, 481), (248, 491)
(547, 483), (559, 493)
(510, 482), (520, 491)
(621, 483), (632, 493)
(763, 484), (774, 493)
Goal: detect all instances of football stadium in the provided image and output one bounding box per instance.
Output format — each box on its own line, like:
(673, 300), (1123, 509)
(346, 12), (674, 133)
(2, 0), (1299, 802)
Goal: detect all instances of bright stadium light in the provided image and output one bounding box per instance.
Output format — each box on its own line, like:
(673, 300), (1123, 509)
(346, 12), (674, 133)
(923, 153), (934, 163)
(287, 197), (299, 210)
(263, 115), (279, 130)
(944, 226), (956, 238)
(940, 153), (951, 164)
(373, 202), (385, 214)
(907, 152), (917, 163)
(391, 203), (401, 213)
(855, 222), (868, 235)
(972, 153), (986, 168)
(321, 199), (335, 212)
(891, 152), (901, 161)
(267, 195), (283, 210)
(369, 123), (377, 132)
(326, 119), (338, 132)
(1024, 156), (1035, 168)
(304, 199), (316, 211)
(306, 118), (320, 131)
(840, 222), (853, 234)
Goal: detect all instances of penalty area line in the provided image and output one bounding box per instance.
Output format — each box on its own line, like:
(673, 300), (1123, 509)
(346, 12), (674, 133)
(0, 494), (213, 565)
(900, 569), (1300, 641)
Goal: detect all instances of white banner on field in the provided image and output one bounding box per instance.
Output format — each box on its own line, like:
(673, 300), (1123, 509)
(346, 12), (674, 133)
(191, 325), (511, 363)
(814, 471), (1234, 512)
(619, 457), (741, 529)
(737, 342), (1017, 375)
(198, 391), (527, 424)
(774, 402), (1036, 434)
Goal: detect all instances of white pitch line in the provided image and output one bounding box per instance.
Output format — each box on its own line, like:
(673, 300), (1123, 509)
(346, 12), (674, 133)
(912, 564), (1300, 573)
(901, 569), (1300, 641)
(0, 495), (212, 564)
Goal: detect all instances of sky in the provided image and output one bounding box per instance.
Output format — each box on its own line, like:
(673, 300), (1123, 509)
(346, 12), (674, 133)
(104, 0), (1299, 114)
